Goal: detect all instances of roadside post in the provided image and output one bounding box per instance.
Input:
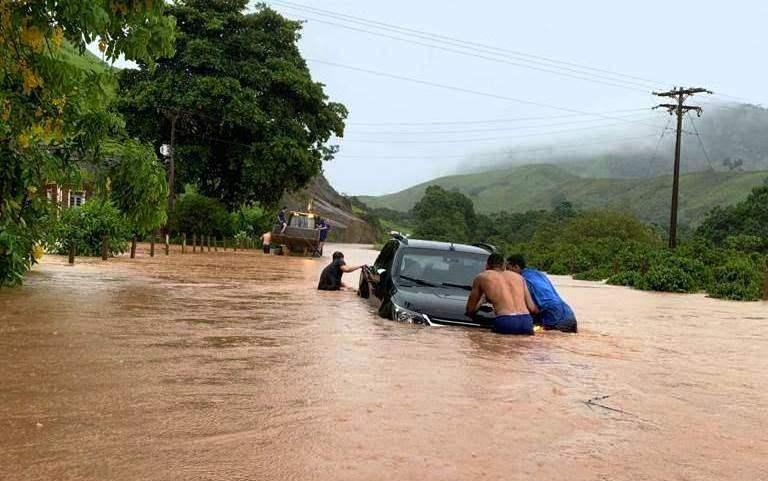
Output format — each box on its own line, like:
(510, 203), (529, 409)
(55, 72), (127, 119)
(207, 235), (211, 252)
(68, 244), (75, 265)
(101, 236), (108, 261)
(192, 234), (197, 253)
(181, 233), (187, 254)
(165, 234), (170, 256)
(150, 235), (155, 257)
(763, 259), (768, 301)
(130, 235), (137, 259)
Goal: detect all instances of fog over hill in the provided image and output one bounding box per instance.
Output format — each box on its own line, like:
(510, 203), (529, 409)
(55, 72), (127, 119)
(456, 103), (768, 178)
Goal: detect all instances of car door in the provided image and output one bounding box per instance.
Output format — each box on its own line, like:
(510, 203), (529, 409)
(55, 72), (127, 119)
(360, 241), (398, 305)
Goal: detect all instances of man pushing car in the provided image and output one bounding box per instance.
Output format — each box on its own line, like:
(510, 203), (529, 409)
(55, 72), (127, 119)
(465, 253), (539, 335)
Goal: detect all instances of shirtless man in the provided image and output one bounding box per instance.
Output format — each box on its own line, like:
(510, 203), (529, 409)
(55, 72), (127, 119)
(465, 253), (540, 335)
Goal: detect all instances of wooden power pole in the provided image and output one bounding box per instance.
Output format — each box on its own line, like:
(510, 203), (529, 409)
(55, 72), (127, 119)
(653, 87), (712, 248)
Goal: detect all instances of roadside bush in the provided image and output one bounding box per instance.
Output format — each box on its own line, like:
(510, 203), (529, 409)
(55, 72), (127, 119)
(607, 270), (641, 287)
(230, 204), (273, 238)
(636, 264), (696, 293)
(169, 193), (231, 237)
(50, 199), (129, 257)
(708, 257), (765, 301)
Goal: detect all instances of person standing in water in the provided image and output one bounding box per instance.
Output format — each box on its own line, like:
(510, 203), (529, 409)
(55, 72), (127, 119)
(507, 254), (578, 333)
(260, 231), (271, 254)
(317, 251), (364, 291)
(466, 253), (539, 335)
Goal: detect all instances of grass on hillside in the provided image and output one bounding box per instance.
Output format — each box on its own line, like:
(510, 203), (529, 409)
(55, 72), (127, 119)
(361, 164), (768, 227)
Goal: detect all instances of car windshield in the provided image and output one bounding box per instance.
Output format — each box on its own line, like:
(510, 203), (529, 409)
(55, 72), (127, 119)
(395, 248), (488, 289)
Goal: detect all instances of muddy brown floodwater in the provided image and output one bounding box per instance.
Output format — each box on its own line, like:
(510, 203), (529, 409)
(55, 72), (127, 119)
(1, 244), (767, 481)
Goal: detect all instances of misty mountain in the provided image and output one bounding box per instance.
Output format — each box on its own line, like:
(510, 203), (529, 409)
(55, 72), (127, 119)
(458, 103), (768, 179)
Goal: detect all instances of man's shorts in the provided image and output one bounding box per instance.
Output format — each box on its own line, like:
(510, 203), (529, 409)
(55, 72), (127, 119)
(493, 314), (534, 335)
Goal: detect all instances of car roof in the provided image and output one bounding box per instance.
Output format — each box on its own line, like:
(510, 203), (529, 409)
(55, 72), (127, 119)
(396, 238), (490, 255)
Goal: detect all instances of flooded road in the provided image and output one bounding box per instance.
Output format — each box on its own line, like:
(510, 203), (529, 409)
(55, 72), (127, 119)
(1, 244), (767, 481)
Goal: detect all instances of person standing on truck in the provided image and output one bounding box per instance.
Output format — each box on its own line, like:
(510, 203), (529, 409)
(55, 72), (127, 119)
(466, 253), (539, 335)
(507, 254), (578, 333)
(277, 207), (288, 233)
(317, 218), (330, 255)
(318, 251), (364, 291)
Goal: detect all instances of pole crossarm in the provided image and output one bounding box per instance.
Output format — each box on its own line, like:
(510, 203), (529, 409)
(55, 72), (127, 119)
(652, 87), (713, 97)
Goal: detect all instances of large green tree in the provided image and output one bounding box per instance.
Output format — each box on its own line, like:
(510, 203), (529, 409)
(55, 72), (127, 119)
(118, 0), (347, 210)
(412, 186), (477, 243)
(0, 0), (175, 286)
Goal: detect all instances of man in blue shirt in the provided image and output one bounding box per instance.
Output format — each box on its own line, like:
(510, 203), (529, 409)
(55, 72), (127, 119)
(507, 254), (578, 333)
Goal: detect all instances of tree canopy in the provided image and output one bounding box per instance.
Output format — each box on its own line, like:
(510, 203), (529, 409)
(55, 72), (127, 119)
(0, 0), (175, 286)
(412, 186), (477, 243)
(118, 0), (347, 209)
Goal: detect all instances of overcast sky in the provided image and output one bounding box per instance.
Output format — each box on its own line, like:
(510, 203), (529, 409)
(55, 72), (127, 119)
(265, 0), (767, 196)
(93, 1), (768, 196)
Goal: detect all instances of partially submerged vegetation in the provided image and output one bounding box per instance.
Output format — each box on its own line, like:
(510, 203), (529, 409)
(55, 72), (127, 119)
(1, 1), (345, 286)
(357, 182), (768, 301)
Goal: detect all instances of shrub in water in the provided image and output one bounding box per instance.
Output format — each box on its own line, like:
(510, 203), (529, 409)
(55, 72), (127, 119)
(607, 270), (641, 287)
(636, 264), (696, 293)
(169, 193), (232, 237)
(708, 257), (764, 301)
(50, 199), (129, 257)
(573, 267), (612, 281)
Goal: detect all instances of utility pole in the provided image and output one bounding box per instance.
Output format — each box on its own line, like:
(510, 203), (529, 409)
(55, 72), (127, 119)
(653, 87), (712, 248)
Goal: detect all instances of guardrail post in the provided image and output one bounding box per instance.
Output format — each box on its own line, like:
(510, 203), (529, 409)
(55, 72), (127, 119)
(150, 235), (155, 257)
(763, 260), (768, 301)
(130, 235), (137, 259)
(165, 234), (170, 256)
(101, 236), (108, 261)
(68, 243), (75, 265)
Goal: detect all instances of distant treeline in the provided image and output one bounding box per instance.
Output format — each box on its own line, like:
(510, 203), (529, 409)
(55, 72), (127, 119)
(353, 179), (768, 301)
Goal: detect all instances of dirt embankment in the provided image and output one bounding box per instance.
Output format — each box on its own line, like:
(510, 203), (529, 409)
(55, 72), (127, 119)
(281, 174), (380, 244)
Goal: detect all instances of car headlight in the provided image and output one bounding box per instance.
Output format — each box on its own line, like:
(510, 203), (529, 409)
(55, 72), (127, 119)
(392, 303), (426, 325)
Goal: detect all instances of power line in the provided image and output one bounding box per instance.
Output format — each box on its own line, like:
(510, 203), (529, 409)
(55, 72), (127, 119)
(336, 134), (661, 159)
(283, 11), (652, 92)
(307, 58), (660, 129)
(346, 108), (650, 127)
(269, 1), (765, 106)
(270, 0), (665, 90)
(350, 113), (658, 135)
(645, 116), (673, 178)
(685, 112), (716, 171)
(343, 120), (662, 144)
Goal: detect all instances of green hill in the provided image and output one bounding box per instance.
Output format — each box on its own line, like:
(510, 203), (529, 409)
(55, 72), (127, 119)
(359, 164), (768, 226)
(58, 42), (111, 73)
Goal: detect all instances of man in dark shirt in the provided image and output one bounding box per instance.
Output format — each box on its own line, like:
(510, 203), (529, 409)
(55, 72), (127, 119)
(318, 251), (363, 291)
(277, 207), (288, 233)
(317, 218), (330, 255)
